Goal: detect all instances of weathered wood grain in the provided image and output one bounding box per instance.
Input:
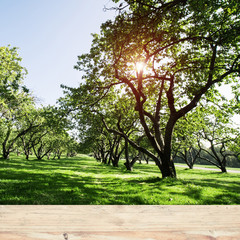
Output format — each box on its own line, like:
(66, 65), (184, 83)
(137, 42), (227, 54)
(0, 205), (239, 239)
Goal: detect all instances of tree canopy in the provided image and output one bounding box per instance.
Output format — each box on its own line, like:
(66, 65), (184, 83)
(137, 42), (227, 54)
(0, 46), (77, 160)
(62, 0), (240, 178)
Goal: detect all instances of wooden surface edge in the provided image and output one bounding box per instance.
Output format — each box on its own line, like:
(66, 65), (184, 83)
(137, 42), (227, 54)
(0, 205), (240, 239)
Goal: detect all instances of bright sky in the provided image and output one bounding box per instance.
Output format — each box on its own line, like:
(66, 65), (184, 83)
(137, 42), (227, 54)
(0, 0), (116, 106)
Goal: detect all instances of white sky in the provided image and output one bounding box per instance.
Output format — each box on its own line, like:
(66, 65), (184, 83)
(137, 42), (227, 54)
(0, 0), (116, 106)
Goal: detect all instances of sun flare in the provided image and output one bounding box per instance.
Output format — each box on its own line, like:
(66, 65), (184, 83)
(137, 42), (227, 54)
(135, 62), (145, 73)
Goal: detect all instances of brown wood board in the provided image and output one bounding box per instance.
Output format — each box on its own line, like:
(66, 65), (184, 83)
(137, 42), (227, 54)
(0, 205), (240, 239)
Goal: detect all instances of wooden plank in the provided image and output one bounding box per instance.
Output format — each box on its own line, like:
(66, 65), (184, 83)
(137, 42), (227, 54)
(0, 205), (240, 239)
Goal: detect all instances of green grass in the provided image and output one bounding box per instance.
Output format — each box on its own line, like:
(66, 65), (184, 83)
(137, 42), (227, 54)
(0, 154), (240, 204)
(175, 162), (240, 171)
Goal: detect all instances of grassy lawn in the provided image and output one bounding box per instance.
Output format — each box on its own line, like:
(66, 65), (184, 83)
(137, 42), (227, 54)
(175, 162), (240, 171)
(0, 154), (239, 204)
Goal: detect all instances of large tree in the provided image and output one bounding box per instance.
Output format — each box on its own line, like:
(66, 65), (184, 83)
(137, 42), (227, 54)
(66, 0), (240, 178)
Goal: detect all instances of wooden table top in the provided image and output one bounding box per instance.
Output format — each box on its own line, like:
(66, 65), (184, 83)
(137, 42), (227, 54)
(0, 205), (239, 239)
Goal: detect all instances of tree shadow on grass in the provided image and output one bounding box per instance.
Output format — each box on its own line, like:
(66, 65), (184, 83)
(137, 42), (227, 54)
(0, 159), (147, 204)
(1, 156), (240, 204)
(127, 170), (240, 204)
(0, 170), (114, 204)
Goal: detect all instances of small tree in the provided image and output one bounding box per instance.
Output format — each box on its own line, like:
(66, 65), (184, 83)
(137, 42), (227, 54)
(194, 102), (240, 172)
(198, 121), (239, 173)
(0, 46), (34, 159)
(0, 93), (38, 159)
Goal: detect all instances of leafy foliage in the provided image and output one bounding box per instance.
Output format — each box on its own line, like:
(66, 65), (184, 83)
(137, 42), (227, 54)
(0, 46), (77, 159)
(62, 0), (240, 178)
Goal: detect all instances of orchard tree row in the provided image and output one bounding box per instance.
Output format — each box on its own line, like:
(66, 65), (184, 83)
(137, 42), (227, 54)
(0, 46), (78, 160)
(1, 0), (240, 178)
(60, 84), (240, 173)
(60, 0), (240, 177)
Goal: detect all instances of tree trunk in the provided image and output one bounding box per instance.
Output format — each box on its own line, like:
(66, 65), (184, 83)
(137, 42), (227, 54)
(159, 117), (177, 178)
(2, 149), (10, 159)
(2, 142), (10, 159)
(124, 140), (138, 171)
(124, 139), (132, 171)
(142, 153), (149, 164)
(2, 127), (11, 159)
(101, 148), (108, 164)
(94, 151), (101, 161)
(103, 117), (177, 177)
(160, 157), (176, 178)
(126, 156), (139, 171)
(220, 164), (227, 173)
(184, 149), (193, 169)
(112, 156), (119, 167)
(124, 162), (132, 171)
